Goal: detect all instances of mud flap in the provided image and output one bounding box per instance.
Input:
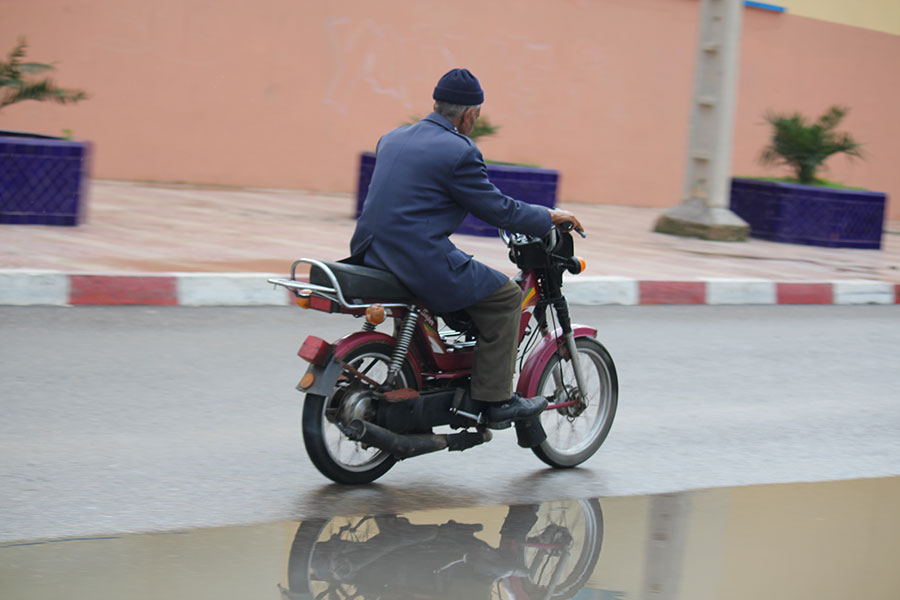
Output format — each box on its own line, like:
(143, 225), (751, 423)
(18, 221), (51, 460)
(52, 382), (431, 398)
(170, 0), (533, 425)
(296, 357), (344, 397)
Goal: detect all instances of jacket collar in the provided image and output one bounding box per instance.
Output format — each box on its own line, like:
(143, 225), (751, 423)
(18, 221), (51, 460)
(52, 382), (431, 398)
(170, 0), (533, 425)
(423, 112), (458, 133)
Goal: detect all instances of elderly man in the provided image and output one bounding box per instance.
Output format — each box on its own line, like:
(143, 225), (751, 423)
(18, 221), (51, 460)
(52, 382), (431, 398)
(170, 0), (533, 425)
(350, 68), (583, 427)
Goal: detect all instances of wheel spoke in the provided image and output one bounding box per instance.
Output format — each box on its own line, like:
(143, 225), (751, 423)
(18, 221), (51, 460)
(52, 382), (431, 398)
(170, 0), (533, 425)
(535, 341), (616, 464)
(318, 347), (410, 474)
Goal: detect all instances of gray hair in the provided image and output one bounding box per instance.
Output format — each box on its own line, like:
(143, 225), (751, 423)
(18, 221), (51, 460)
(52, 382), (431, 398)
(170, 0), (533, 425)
(433, 100), (481, 120)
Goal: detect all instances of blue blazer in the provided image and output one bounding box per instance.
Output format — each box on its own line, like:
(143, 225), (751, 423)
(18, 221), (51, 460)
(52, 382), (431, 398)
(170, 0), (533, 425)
(350, 113), (552, 313)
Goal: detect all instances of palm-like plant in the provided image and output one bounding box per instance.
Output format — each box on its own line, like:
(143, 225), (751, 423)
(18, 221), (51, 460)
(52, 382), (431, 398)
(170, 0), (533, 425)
(760, 105), (862, 184)
(405, 114), (500, 143)
(467, 114), (500, 143)
(0, 38), (87, 113)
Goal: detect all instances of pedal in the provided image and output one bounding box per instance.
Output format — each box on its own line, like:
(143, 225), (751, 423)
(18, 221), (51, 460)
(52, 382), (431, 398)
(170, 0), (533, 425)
(483, 417), (513, 430)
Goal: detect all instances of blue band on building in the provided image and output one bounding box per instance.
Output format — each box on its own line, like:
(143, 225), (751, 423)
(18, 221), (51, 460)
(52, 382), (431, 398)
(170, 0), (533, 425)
(744, 1), (786, 12)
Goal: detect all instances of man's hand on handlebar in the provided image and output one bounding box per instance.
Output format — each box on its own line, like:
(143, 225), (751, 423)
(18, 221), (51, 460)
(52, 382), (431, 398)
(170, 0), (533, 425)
(549, 209), (586, 237)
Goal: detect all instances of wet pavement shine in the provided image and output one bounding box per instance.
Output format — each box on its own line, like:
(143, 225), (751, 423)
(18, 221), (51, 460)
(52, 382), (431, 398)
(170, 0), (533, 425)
(2, 476), (898, 600)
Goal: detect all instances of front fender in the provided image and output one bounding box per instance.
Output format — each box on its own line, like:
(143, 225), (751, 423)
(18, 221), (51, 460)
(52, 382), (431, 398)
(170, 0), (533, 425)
(516, 325), (598, 398)
(297, 331), (422, 397)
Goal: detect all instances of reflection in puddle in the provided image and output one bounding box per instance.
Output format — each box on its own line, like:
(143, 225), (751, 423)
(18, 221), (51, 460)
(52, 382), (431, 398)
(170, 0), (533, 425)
(281, 499), (602, 599)
(2, 477), (899, 599)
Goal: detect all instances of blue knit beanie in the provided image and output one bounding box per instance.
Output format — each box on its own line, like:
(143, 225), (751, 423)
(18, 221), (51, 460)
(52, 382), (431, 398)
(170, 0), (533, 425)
(433, 68), (484, 106)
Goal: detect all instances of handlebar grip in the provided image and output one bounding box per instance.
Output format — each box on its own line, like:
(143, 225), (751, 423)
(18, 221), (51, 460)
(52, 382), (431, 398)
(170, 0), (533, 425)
(558, 221), (586, 238)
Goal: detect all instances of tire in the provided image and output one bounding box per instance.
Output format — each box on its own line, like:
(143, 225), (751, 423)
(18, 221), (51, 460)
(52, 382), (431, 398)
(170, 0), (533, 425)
(285, 516), (382, 598)
(532, 337), (617, 468)
(302, 342), (416, 485)
(518, 498), (604, 600)
(285, 519), (328, 595)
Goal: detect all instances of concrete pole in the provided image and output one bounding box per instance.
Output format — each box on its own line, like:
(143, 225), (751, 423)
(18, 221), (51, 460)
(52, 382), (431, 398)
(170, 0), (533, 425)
(654, 0), (749, 241)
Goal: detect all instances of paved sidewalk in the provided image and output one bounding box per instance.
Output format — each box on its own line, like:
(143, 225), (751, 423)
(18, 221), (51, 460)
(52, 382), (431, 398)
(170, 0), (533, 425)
(1, 180), (898, 305)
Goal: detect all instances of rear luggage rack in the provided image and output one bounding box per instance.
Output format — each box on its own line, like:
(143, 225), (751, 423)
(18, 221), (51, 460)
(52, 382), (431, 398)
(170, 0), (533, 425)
(268, 258), (411, 310)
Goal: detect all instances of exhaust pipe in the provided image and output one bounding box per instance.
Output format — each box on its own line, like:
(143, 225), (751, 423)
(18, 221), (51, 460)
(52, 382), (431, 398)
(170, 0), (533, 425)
(342, 419), (491, 459)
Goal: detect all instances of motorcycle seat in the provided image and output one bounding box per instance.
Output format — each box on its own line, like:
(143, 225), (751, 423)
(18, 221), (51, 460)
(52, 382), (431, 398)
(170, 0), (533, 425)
(309, 261), (415, 302)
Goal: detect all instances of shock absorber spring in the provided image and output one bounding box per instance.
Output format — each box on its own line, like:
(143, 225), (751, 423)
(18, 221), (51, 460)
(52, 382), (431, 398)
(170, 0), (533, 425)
(387, 307), (418, 384)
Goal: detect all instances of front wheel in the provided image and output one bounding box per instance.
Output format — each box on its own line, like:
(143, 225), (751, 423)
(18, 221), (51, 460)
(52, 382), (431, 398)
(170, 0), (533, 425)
(532, 337), (617, 468)
(302, 342), (415, 485)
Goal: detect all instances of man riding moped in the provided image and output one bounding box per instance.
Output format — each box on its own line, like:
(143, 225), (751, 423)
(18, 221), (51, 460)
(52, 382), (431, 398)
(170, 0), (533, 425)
(350, 68), (584, 428)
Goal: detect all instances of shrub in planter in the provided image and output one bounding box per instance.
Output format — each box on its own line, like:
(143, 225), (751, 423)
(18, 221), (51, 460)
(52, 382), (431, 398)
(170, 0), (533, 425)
(729, 106), (887, 249)
(0, 38), (90, 226)
(356, 115), (558, 237)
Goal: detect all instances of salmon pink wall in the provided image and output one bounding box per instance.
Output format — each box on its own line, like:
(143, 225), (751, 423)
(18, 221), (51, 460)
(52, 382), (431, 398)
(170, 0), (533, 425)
(2, 1), (898, 218)
(735, 10), (900, 212)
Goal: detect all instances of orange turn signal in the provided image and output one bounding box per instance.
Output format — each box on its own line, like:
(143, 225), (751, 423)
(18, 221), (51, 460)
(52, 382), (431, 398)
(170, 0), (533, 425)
(299, 373), (315, 389)
(365, 304), (386, 325)
(566, 256), (586, 275)
(296, 289), (312, 309)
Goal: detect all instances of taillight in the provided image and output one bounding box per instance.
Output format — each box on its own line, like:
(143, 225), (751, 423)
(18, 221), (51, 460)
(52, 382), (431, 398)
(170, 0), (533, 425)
(298, 336), (331, 366)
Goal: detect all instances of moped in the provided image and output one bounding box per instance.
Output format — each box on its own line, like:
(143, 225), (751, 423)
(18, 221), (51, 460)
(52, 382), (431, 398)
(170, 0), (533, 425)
(269, 225), (618, 484)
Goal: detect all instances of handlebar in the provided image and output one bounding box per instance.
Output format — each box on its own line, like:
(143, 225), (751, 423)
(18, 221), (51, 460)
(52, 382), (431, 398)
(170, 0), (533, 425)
(499, 222), (586, 275)
(498, 222), (584, 249)
(558, 220), (587, 238)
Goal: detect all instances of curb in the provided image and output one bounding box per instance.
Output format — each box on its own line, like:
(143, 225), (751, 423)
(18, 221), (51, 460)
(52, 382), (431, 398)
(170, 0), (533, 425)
(0, 269), (900, 306)
(1, 271), (898, 306)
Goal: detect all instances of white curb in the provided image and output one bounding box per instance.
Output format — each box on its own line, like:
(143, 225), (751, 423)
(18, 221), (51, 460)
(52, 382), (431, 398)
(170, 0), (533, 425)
(176, 273), (291, 306)
(832, 280), (895, 305)
(0, 270), (69, 305)
(564, 277), (639, 306)
(705, 278), (777, 305)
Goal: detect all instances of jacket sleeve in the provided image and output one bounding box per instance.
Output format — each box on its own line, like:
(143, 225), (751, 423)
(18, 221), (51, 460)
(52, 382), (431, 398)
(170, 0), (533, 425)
(448, 145), (552, 237)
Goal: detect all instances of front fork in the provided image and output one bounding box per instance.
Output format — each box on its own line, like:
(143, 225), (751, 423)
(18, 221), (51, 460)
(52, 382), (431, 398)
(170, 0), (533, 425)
(546, 296), (590, 406)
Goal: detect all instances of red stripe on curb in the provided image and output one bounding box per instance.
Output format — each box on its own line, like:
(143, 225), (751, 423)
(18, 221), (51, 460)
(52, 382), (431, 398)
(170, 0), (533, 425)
(776, 283), (833, 305)
(639, 281), (706, 304)
(70, 275), (178, 305)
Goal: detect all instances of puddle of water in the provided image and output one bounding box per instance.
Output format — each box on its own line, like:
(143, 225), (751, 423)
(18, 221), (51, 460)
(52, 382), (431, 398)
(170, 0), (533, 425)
(2, 477), (898, 599)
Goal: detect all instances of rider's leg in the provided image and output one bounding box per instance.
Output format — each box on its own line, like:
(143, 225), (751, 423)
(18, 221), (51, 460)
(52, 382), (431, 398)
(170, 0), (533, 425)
(465, 279), (546, 425)
(465, 279), (522, 403)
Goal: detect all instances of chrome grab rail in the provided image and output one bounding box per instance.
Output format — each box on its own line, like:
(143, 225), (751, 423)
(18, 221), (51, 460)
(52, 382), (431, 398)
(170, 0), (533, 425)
(267, 257), (410, 310)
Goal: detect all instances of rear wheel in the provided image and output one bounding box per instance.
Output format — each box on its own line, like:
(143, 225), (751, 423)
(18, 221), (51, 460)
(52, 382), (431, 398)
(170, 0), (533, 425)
(302, 342), (415, 484)
(532, 338), (617, 468)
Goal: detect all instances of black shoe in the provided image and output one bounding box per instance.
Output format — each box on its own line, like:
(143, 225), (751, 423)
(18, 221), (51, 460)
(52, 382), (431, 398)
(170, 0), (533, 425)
(483, 394), (548, 429)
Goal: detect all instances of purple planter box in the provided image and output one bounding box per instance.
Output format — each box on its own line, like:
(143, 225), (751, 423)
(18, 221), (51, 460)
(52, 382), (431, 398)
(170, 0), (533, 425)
(729, 177), (887, 250)
(355, 152), (557, 237)
(0, 132), (91, 226)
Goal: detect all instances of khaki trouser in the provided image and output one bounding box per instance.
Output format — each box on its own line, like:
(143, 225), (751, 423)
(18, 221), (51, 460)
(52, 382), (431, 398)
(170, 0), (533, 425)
(465, 279), (523, 403)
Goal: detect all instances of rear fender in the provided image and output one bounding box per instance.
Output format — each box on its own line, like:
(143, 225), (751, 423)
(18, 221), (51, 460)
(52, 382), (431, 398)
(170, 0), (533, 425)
(516, 325), (598, 398)
(297, 331), (422, 397)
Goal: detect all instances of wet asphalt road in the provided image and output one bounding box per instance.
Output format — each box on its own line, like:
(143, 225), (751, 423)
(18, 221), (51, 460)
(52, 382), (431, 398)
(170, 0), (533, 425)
(2, 305), (899, 542)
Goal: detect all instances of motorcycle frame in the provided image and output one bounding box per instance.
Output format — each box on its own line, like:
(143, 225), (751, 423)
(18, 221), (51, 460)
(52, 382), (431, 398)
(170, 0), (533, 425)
(274, 255), (596, 403)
